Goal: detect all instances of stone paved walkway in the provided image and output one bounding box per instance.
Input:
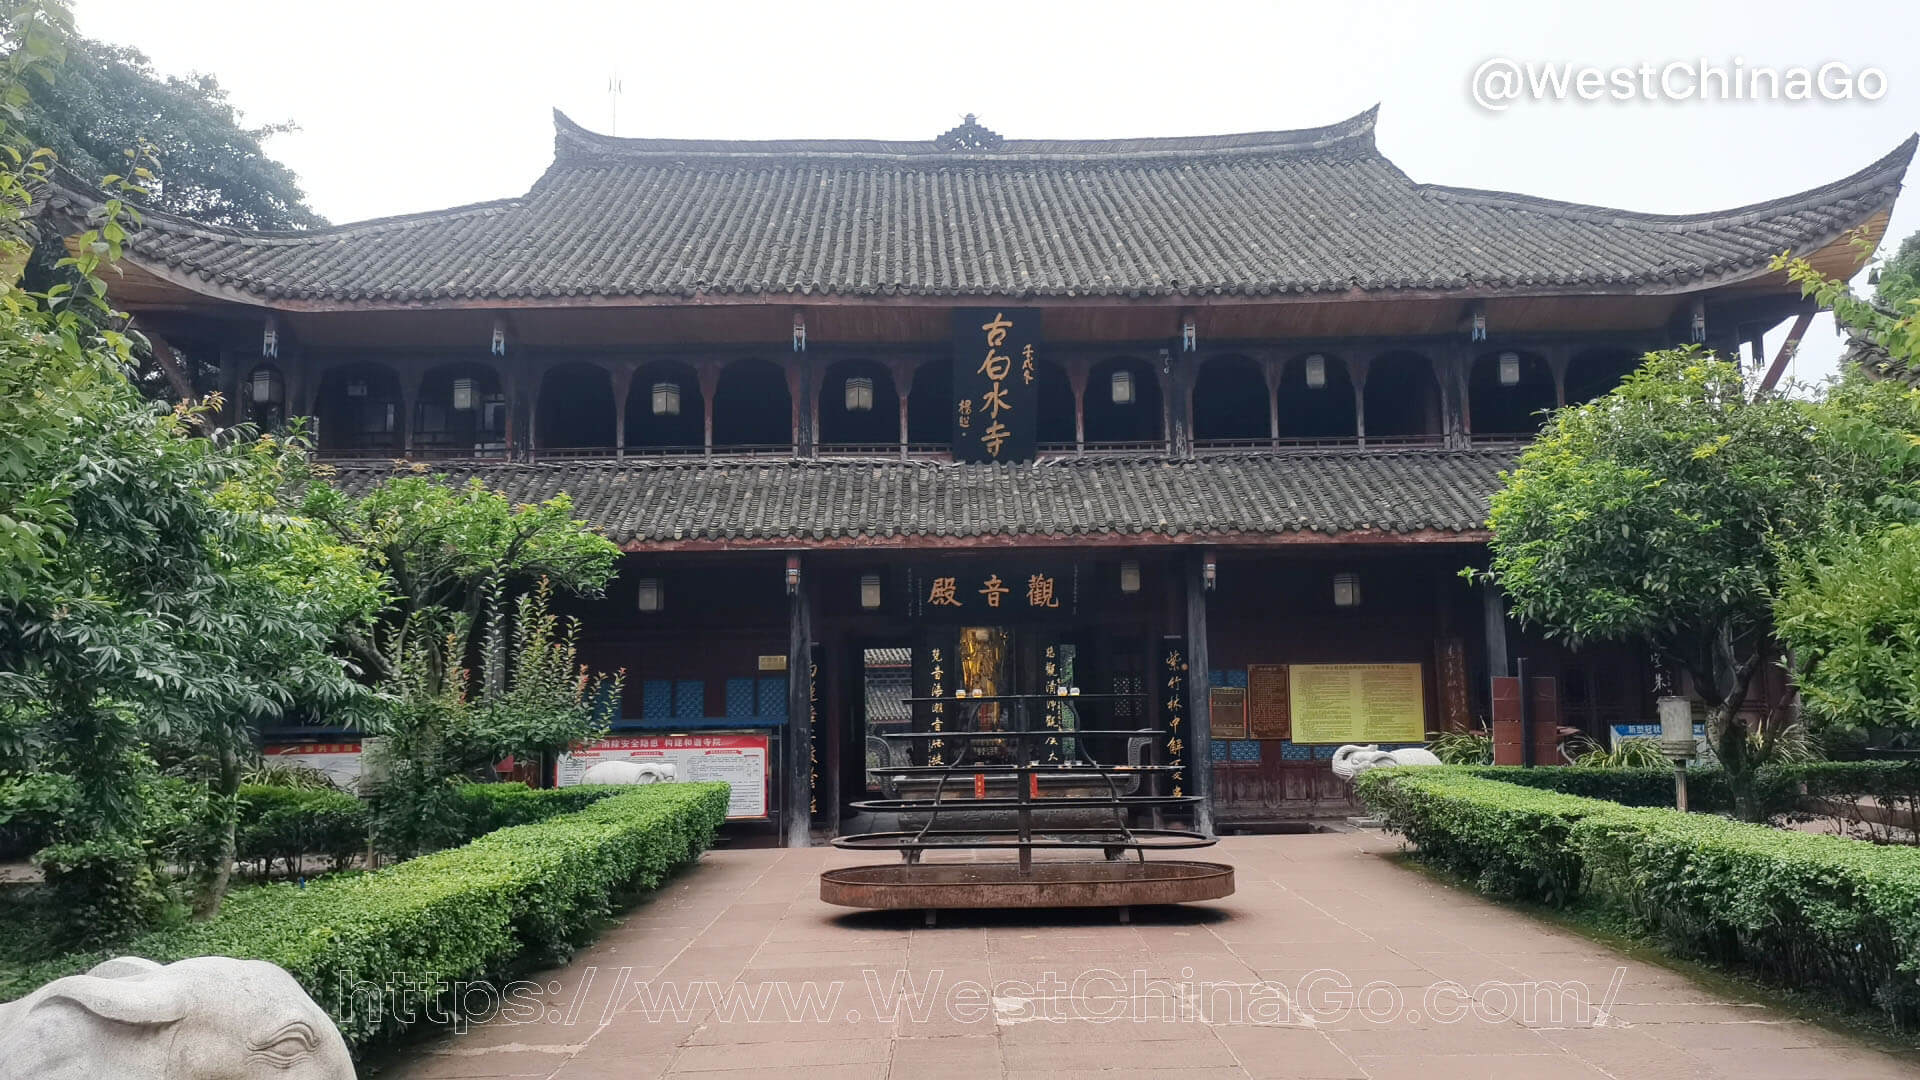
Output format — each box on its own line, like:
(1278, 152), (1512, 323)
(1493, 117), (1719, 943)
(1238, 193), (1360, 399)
(375, 830), (1920, 1079)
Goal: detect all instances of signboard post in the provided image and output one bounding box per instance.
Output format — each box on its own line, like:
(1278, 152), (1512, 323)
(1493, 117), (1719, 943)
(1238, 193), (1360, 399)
(557, 734), (771, 820)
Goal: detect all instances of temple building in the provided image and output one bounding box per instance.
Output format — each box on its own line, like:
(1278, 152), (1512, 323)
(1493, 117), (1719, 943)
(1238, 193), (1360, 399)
(80, 108), (1913, 841)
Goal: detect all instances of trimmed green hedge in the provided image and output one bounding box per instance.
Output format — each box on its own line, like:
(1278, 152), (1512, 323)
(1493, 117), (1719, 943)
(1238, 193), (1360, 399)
(236, 785), (368, 875)
(1453, 760), (1920, 819)
(2, 782), (729, 1050)
(447, 781), (624, 839)
(1357, 768), (1920, 1028)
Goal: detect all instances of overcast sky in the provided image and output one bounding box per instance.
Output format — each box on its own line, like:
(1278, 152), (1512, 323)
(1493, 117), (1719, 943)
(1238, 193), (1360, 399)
(72, 0), (1920, 384)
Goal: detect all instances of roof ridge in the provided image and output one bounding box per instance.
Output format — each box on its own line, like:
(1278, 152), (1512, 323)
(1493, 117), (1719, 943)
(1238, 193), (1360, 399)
(548, 106), (1382, 164)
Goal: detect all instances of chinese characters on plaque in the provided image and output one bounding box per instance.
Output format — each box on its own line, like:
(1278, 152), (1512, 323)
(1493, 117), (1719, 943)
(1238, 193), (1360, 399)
(952, 308), (1041, 462)
(1162, 637), (1188, 797)
(909, 564), (1078, 619)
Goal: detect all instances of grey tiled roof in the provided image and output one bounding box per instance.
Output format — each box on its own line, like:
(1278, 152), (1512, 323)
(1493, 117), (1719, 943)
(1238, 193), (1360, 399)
(104, 109), (1912, 306)
(322, 448), (1517, 546)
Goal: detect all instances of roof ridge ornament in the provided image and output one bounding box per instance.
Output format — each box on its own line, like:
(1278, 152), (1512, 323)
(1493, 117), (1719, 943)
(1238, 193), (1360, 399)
(935, 113), (1004, 152)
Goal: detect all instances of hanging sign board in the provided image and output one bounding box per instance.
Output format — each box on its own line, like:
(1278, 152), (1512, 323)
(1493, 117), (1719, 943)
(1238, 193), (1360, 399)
(1208, 687), (1247, 739)
(1246, 665), (1292, 740)
(556, 734), (770, 820)
(262, 742), (363, 790)
(1288, 663), (1426, 744)
(952, 308), (1041, 463)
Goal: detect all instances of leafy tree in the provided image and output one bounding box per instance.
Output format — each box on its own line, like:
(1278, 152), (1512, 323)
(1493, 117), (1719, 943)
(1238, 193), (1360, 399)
(1775, 524), (1920, 734)
(1875, 228), (1920, 313)
(363, 579), (620, 857)
(20, 32), (320, 230)
(1773, 229), (1919, 376)
(1476, 349), (1916, 817)
(0, 0), (373, 937)
(303, 474), (619, 685)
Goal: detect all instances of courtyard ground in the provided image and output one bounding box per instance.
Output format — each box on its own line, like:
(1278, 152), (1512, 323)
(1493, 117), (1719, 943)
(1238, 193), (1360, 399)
(373, 829), (1920, 1079)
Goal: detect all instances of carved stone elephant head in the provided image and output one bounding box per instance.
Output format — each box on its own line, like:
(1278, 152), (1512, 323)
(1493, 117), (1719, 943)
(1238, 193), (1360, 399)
(0, 956), (354, 1079)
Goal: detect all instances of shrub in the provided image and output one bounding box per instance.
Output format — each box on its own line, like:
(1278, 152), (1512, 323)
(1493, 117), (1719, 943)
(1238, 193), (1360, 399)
(1357, 768), (1920, 1029)
(1425, 729), (1493, 765)
(1353, 769), (1614, 904)
(447, 782), (624, 839)
(0, 782), (729, 1050)
(236, 785), (370, 877)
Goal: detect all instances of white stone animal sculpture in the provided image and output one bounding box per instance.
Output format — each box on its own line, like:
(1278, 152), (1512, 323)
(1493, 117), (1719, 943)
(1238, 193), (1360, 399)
(1330, 743), (1444, 781)
(580, 759), (677, 785)
(0, 955), (354, 1080)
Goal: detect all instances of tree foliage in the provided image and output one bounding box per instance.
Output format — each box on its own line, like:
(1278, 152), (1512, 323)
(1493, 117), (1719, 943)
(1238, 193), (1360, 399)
(1775, 524), (1920, 733)
(304, 474), (619, 684)
(1477, 348), (1920, 815)
(0, 0), (372, 937)
(20, 30), (319, 230)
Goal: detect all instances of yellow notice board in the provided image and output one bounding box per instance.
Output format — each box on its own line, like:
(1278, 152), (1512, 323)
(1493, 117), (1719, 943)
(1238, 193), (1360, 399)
(1288, 663), (1425, 744)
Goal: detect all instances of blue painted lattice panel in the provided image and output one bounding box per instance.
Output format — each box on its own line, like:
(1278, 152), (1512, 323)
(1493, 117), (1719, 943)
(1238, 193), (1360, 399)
(1209, 741), (1229, 763)
(673, 680), (705, 719)
(758, 676), (786, 718)
(1230, 740), (1261, 763)
(1279, 741), (1312, 761)
(724, 678), (757, 720)
(1312, 744), (1338, 760)
(1224, 670), (1249, 688)
(641, 680), (673, 721)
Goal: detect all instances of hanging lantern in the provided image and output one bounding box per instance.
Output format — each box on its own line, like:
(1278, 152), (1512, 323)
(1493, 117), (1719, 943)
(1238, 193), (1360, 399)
(1181, 316), (1197, 353)
(490, 317), (507, 357)
(635, 578), (663, 613)
(1118, 560), (1142, 595)
(261, 318), (278, 359)
(1110, 369), (1134, 405)
(792, 312), (806, 353)
(1498, 352), (1521, 387)
(845, 376), (874, 413)
(249, 367), (282, 405)
(345, 378), (368, 398)
(452, 377), (477, 411)
(1303, 355), (1327, 390)
(1690, 300), (1708, 343)
(1333, 572), (1362, 608)
(1469, 305), (1488, 342)
(652, 382), (681, 417)
(859, 573), (882, 610)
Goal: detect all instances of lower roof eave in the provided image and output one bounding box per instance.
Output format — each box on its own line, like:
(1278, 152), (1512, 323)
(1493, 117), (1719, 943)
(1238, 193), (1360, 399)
(616, 528), (1490, 554)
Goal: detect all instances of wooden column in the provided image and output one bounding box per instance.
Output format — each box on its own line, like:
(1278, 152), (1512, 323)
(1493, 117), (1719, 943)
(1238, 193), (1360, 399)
(1547, 345), (1571, 408)
(1483, 582), (1509, 684)
(785, 559), (814, 848)
(1185, 552), (1216, 836)
(1263, 357), (1283, 447)
(525, 365), (542, 460)
(612, 363), (635, 457)
(698, 361), (720, 456)
(400, 363), (421, 455)
(1067, 357), (1089, 453)
(1350, 357), (1370, 446)
(1167, 350), (1193, 458)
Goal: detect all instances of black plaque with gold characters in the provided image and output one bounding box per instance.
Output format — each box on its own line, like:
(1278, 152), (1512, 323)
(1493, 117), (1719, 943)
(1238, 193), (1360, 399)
(952, 308), (1041, 463)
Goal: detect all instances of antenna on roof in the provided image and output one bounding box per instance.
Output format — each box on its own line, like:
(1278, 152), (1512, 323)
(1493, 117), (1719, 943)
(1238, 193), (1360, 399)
(607, 74), (623, 136)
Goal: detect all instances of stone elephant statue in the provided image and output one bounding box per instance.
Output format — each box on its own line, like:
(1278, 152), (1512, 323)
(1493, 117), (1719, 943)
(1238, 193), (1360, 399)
(0, 955), (354, 1079)
(580, 759), (677, 785)
(1330, 743), (1443, 781)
